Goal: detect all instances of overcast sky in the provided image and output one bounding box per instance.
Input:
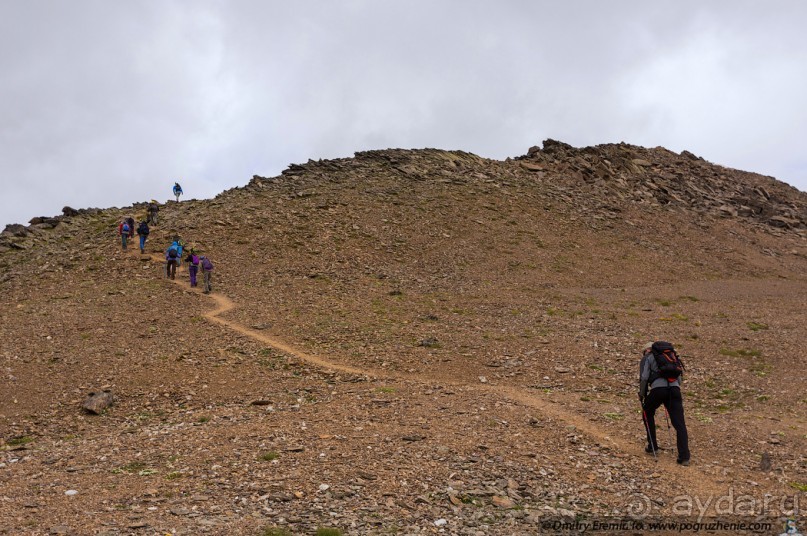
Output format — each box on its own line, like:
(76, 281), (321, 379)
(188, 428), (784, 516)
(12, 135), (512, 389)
(1, 0), (805, 229)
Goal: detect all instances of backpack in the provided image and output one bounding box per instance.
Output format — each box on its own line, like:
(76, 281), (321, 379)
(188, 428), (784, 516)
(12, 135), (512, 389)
(201, 257), (213, 271)
(122, 223), (130, 234)
(138, 223), (149, 235)
(168, 247), (178, 259)
(191, 254), (200, 266)
(650, 341), (684, 382)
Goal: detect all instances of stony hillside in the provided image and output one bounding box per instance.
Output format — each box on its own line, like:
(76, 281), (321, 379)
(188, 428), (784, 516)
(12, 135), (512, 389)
(1, 140), (805, 535)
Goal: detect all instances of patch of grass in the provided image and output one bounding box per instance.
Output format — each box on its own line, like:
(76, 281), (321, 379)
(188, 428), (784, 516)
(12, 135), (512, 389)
(6, 436), (34, 447)
(376, 387), (396, 393)
(789, 482), (807, 492)
(316, 528), (343, 536)
(546, 307), (560, 316)
(694, 413), (712, 423)
(262, 528), (293, 536)
(719, 348), (761, 358)
(603, 413), (624, 420)
(197, 416), (211, 423)
(756, 395), (770, 402)
(165, 471), (183, 480)
(259, 451), (279, 462)
(655, 299), (672, 307)
(117, 462), (146, 474)
(746, 322), (769, 331)
(580, 396), (591, 402)
(679, 295), (699, 302)
(671, 313), (689, 321)
(751, 361), (772, 377)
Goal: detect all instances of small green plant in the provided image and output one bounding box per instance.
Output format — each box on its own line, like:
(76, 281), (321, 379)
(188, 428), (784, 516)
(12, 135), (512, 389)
(789, 482), (807, 492)
(756, 395), (770, 402)
(6, 436), (34, 447)
(262, 528), (293, 536)
(679, 295), (699, 302)
(656, 299), (672, 307)
(603, 413), (624, 420)
(259, 451), (279, 462)
(316, 528), (343, 536)
(197, 416), (211, 423)
(747, 322), (769, 331)
(376, 387), (396, 393)
(116, 462), (146, 474)
(165, 471), (183, 480)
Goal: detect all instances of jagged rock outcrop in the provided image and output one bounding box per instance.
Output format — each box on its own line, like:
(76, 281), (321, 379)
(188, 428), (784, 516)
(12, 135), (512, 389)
(516, 139), (806, 231)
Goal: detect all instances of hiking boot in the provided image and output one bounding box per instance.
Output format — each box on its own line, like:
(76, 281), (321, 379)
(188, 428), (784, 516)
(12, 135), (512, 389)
(677, 458), (690, 466)
(645, 445), (657, 454)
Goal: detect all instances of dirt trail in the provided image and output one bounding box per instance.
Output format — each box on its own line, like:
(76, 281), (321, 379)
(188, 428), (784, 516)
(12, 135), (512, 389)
(150, 253), (729, 500)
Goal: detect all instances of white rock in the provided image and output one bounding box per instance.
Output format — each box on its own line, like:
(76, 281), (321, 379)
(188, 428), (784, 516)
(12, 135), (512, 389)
(65, 490), (78, 496)
(319, 484), (330, 491)
(434, 518), (448, 527)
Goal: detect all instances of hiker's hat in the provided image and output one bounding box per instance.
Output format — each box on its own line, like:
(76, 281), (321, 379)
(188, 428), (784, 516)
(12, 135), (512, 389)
(643, 341), (654, 352)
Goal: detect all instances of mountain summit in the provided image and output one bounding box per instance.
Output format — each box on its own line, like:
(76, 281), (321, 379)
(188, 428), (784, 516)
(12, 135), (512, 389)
(1, 141), (805, 534)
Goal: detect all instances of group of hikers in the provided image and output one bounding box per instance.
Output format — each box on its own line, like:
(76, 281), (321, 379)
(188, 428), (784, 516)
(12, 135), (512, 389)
(117, 183), (214, 294)
(116, 183), (693, 466)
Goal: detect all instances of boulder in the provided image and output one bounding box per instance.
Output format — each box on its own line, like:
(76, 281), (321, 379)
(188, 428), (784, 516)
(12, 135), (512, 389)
(2, 224), (29, 238)
(81, 391), (114, 414)
(62, 206), (79, 216)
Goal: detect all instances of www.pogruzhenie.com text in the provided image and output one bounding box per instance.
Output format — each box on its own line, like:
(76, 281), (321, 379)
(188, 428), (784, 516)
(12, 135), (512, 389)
(542, 519), (774, 533)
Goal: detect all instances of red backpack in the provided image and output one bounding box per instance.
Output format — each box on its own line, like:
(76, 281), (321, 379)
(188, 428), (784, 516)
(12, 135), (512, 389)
(650, 341), (684, 382)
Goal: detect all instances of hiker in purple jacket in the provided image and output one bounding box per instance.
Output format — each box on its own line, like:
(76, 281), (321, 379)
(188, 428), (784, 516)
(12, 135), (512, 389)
(200, 255), (214, 294)
(185, 249), (200, 287)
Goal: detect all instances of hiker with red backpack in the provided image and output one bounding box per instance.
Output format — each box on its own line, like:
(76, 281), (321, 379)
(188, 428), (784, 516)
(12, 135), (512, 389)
(118, 219), (131, 250)
(638, 341), (690, 465)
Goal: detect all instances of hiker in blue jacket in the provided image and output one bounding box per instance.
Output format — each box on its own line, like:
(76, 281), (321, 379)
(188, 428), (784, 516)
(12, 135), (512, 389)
(173, 182), (183, 202)
(165, 241), (180, 279)
(119, 220), (130, 250)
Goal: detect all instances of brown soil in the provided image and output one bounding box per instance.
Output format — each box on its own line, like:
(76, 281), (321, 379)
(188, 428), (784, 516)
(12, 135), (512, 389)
(1, 142), (805, 535)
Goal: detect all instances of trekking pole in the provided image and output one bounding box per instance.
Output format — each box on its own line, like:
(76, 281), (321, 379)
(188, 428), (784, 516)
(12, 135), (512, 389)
(640, 405), (657, 461)
(663, 407), (673, 451)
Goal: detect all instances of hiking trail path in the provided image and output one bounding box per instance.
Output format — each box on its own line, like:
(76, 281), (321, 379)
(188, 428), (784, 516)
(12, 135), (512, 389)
(149, 253), (733, 506)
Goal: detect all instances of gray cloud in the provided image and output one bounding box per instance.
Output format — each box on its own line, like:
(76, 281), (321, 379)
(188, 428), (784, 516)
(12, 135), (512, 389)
(2, 0), (805, 229)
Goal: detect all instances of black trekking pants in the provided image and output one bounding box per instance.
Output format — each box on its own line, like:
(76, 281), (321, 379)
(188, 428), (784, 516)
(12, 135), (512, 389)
(643, 386), (690, 461)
